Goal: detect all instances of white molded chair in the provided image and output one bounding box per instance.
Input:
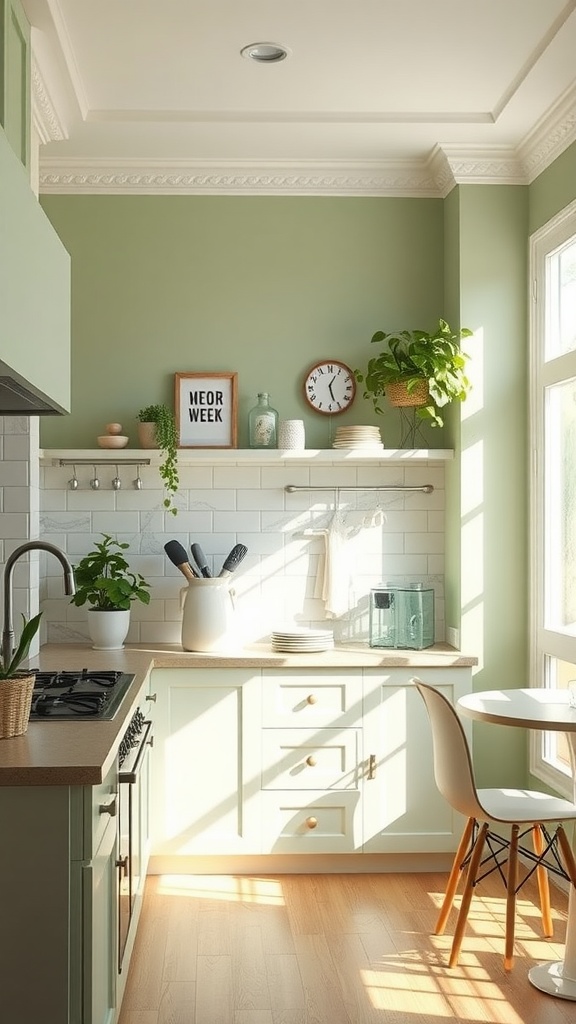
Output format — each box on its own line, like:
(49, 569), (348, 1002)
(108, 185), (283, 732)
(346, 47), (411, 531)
(414, 678), (576, 970)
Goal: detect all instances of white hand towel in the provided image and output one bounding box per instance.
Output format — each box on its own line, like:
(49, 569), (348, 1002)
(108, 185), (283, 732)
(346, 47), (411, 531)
(320, 510), (352, 618)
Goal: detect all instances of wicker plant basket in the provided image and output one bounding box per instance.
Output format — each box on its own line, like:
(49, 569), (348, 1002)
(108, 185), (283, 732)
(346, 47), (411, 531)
(0, 675), (35, 739)
(386, 379), (430, 408)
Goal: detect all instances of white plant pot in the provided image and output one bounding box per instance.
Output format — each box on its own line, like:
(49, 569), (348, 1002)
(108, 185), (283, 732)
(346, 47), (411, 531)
(87, 608), (131, 650)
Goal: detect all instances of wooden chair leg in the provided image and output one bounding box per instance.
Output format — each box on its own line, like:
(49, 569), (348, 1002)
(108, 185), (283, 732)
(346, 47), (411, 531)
(557, 824), (576, 888)
(436, 816), (476, 936)
(504, 823), (519, 971)
(449, 821), (489, 968)
(532, 824), (553, 937)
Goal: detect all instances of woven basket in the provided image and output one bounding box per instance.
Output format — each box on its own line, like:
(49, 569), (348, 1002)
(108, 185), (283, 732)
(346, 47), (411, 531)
(0, 675), (35, 739)
(386, 379), (430, 408)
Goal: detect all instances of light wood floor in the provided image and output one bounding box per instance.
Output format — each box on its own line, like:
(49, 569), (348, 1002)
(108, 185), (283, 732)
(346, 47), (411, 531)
(119, 869), (573, 1024)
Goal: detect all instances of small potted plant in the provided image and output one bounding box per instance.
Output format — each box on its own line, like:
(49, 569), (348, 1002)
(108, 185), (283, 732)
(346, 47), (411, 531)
(70, 534), (151, 650)
(354, 318), (473, 428)
(0, 613), (42, 738)
(137, 403), (179, 515)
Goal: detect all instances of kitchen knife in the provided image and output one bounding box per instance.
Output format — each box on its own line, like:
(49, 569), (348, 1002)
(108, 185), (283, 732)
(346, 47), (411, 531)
(191, 542), (212, 578)
(164, 540), (198, 582)
(217, 543), (248, 578)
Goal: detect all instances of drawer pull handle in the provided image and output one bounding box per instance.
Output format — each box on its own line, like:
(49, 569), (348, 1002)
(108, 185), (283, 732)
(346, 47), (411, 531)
(306, 755), (317, 767)
(368, 754), (377, 780)
(99, 797), (117, 816)
(307, 694), (318, 705)
(147, 692), (157, 703)
(306, 816), (318, 829)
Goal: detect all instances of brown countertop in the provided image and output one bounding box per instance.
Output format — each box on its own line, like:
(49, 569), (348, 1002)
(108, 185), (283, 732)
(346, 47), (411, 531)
(0, 641), (477, 787)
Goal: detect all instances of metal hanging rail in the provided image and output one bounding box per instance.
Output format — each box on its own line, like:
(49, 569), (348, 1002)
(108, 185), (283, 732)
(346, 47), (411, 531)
(285, 483), (434, 493)
(58, 458), (151, 467)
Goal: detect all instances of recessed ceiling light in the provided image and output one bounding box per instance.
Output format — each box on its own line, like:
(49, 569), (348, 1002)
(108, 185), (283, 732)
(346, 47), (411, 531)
(240, 42), (290, 63)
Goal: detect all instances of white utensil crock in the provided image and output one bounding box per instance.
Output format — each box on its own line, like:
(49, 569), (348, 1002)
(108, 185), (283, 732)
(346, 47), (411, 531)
(180, 578), (237, 652)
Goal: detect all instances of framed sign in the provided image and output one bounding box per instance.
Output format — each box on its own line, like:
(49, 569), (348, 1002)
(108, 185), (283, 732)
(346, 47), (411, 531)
(175, 372), (238, 448)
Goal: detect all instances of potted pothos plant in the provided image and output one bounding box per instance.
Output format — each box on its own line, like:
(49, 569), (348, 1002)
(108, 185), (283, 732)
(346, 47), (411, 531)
(354, 318), (473, 427)
(70, 534), (150, 650)
(0, 612), (42, 738)
(137, 403), (179, 515)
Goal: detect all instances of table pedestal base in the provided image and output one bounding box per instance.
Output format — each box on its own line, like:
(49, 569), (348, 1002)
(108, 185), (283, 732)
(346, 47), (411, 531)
(529, 961), (576, 1000)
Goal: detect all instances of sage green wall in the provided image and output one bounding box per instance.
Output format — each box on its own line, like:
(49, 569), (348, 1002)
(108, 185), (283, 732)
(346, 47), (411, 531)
(446, 185), (529, 787)
(39, 196), (444, 450)
(529, 139), (576, 234)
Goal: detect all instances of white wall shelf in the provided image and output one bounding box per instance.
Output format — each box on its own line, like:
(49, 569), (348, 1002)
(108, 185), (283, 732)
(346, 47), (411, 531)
(39, 448), (454, 467)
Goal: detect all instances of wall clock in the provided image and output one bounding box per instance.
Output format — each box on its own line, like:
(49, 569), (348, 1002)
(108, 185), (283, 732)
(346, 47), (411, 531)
(303, 360), (356, 415)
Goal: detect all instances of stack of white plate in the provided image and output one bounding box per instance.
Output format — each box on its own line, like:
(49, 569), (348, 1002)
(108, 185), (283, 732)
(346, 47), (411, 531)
(271, 628), (335, 653)
(332, 425), (383, 450)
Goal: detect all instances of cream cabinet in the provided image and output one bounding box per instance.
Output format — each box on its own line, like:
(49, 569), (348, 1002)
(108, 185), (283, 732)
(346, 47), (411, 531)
(150, 664), (472, 860)
(260, 669), (363, 853)
(150, 668), (262, 856)
(362, 668), (470, 853)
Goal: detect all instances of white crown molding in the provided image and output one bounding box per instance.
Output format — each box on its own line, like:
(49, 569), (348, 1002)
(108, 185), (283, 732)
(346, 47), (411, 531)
(38, 158), (442, 197)
(37, 92), (576, 197)
(31, 54), (67, 144)
(517, 80), (576, 181)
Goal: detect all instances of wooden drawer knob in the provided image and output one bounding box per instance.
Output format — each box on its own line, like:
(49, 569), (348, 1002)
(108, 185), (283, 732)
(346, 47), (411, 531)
(305, 755), (317, 767)
(307, 694), (318, 704)
(305, 816), (318, 829)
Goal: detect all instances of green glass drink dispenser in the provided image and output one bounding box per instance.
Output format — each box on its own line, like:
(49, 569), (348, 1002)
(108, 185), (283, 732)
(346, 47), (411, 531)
(369, 583), (434, 649)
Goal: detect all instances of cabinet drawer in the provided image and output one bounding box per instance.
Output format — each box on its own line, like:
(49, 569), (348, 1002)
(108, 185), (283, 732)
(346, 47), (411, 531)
(261, 670), (362, 727)
(261, 791), (361, 853)
(262, 728), (360, 790)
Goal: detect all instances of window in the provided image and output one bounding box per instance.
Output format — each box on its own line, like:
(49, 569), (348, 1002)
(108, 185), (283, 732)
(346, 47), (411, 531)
(530, 200), (576, 796)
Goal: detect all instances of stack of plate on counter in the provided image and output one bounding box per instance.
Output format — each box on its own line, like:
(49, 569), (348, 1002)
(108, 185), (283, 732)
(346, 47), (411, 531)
(271, 627), (335, 653)
(332, 425), (383, 450)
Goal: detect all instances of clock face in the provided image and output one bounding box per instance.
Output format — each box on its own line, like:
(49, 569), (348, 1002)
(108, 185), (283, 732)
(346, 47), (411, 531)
(303, 360), (356, 415)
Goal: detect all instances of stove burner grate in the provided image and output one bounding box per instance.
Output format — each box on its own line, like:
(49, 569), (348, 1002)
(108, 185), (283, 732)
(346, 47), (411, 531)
(29, 669), (135, 721)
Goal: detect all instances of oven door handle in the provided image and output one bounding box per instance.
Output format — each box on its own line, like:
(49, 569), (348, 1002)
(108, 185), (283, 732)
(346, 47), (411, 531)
(118, 720), (153, 784)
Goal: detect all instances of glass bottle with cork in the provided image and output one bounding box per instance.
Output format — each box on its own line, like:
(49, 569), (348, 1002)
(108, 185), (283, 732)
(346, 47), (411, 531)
(248, 393), (279, 448)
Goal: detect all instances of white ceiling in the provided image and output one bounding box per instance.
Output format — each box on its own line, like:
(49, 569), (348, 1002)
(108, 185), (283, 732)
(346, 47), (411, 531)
(22, 0), (576, 196)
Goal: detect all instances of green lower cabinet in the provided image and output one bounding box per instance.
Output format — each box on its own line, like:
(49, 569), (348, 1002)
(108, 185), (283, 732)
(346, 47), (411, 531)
(82, 813), (118, 1024)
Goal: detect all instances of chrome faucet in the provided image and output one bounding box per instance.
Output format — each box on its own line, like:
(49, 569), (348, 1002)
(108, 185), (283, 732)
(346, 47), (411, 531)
(2, 541), (76, 669)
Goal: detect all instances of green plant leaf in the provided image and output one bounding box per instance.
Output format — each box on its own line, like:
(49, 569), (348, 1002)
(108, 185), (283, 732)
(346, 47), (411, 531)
(0, 612), (43, 679)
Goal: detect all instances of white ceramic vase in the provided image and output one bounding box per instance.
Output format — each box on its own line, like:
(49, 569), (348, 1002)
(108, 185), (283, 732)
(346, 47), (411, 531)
(278, 419), (305, 450)
(87, 608), (131, 650)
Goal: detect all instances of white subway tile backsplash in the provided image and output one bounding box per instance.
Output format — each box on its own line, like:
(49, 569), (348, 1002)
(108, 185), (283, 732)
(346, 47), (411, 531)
(1, 427), (447, 646)
(93, 511), (141, 534)
(189, 488), (236, 510)
(0, 512), (29, 539)
(213, 466), (261, 489)
(0, 461), (29, 486)
(237, 488), (284, 511)
(214, 510), (260, 533)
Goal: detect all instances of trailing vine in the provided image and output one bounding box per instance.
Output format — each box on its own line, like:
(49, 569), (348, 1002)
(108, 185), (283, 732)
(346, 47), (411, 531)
(137, 404), (179, 515)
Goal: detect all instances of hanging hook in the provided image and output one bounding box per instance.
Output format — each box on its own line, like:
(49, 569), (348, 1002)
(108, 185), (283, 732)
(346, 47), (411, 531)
(90, 465), (100, 490)
(112, 465), (122, 490)
(68, 465), (78, 490)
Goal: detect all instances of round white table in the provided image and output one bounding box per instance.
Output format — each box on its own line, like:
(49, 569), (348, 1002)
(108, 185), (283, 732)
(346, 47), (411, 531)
(458, 687), (576, 1000)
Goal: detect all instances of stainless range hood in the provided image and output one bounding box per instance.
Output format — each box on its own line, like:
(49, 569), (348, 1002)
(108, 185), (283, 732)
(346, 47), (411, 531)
(0, 368), (68, 415)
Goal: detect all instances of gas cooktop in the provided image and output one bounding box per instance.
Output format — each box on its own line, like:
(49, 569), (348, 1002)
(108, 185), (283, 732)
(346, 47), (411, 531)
(29, 669), (135, 721)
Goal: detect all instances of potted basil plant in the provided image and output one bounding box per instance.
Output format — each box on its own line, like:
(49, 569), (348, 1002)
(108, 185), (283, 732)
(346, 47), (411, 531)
(70, 534), (151, 650)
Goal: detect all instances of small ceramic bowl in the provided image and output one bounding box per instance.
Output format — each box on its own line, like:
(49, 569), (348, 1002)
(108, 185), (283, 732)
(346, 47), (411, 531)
(97, 435), (129, 449)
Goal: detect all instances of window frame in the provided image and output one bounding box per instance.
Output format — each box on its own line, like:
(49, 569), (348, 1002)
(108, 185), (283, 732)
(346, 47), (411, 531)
(529, 198), (576, 799)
